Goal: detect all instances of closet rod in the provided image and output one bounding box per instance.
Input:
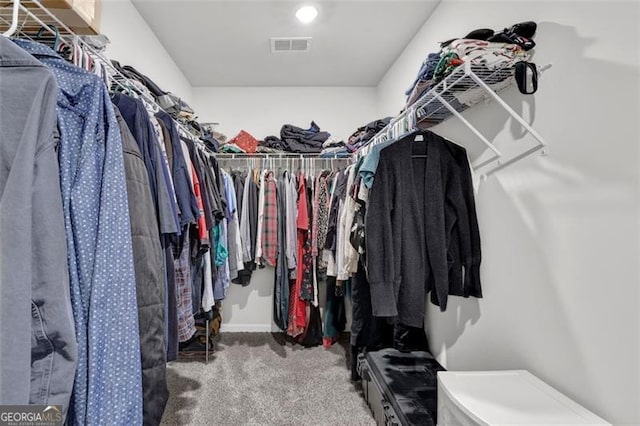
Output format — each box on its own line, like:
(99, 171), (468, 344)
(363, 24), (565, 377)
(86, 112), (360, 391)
(214, 153), (350, 159)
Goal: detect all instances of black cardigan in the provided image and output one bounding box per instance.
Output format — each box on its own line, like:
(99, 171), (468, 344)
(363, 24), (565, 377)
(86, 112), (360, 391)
(365, 131), (481, 327)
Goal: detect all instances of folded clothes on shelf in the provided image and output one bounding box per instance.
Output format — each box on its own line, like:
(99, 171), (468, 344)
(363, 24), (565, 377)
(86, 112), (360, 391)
(404, 21), (537, 112)
(280, 121), (331, 153)
(348, 117), (392, 149)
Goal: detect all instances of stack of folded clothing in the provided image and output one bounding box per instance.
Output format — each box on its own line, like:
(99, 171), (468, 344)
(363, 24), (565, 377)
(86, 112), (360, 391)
(348, 117), (393, 150)
(256, 146), (285, 154)
(111, 60), (197, 121)
(219, 144), (246, 154)
(218, 130), (259, 154)
(320, 136), (352, 157)
(405, 21), (538, 114)
(279, 121), (330, 153)
(201, 130), (224, 153)
(259, 135), (287, 152)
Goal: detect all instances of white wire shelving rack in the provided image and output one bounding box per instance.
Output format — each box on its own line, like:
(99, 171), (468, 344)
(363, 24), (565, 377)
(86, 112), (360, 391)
(214, 153), (351, 174)
(357, 60), (551, 178)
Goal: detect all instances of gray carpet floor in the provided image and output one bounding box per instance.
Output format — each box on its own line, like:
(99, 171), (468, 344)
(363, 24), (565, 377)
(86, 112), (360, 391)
(161, 332), (375, 425)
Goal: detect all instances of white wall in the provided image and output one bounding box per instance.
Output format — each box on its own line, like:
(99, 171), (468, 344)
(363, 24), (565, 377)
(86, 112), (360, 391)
(192, 86), (377, 331)
(192, 86), (378, 142)
(377, 1), (640, 424)
(100, 0), (192, 103)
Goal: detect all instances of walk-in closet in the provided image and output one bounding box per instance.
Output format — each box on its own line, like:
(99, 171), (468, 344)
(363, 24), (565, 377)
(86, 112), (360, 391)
(1, 0), (638, 425)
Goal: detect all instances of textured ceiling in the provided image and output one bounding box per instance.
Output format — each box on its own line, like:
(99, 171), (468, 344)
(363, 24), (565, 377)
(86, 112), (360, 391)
(131, 0), (439, 86)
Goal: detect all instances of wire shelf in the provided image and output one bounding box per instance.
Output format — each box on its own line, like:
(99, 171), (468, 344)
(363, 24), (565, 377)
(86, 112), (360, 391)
(215, 153), (347, 158)
(414, 65), (516, 125)
(356, 60), (551, 177)
(1, 0), (76, 39)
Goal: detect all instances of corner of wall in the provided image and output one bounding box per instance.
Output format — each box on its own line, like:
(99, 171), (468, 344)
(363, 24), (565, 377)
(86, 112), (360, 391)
(373, 0), (444, 116)
(100, 0), (194, 104)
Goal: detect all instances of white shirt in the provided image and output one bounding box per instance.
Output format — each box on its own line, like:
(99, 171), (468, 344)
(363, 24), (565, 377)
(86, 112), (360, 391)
(343, 166), (360, 276)
(202, 253), (214, 312)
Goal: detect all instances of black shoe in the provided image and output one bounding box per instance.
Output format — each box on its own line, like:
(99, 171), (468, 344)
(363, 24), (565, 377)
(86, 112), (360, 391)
(350, 346), (360, 381)
(510, 21), (537, 39)
(464, 28), (495, 41)
(488, 21), (537, 51)
(179, 335), (210, 353)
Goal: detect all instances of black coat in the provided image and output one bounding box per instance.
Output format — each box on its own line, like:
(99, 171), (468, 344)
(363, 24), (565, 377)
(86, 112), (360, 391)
(116, 110), (169, 425)
(365, 131), (481, 328)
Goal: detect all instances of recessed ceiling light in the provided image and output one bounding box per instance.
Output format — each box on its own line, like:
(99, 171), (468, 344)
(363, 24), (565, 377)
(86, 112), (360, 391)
(296, 6), (318, 24)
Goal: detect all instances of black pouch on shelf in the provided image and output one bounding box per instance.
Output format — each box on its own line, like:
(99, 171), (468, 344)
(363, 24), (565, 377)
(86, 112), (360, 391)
(515, 61), (538, 94)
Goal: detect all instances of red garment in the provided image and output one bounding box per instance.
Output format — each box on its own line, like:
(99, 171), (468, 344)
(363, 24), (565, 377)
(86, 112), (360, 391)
(287, 174), (310, 337)
(260, 171), (278, 266)
(191, 166), (208, 245)
(311, 174), (320, 256)
(296, 173), (309, 230)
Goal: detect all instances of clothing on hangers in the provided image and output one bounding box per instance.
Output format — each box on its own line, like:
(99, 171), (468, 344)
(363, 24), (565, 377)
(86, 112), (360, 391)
(13, 38), (144, 426)
(0, 36), (77, 418)
(365, 130), (482, 327)
(115, 107), (169, 424)
(4, 31), (235, 424)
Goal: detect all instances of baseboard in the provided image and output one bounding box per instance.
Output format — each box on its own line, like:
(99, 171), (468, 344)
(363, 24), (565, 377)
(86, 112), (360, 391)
(220, 323), (274, 333)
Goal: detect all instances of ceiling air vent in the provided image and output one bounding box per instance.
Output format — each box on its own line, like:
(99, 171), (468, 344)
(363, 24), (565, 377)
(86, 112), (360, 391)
(270, 37), (312, 53)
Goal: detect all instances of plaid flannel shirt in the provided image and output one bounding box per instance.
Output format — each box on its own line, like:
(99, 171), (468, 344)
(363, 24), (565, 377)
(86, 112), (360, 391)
(261, 171), (278, 266)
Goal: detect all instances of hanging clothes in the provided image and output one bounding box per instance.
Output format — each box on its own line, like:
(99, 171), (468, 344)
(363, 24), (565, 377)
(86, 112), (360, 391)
(273, 173), (291, 330)
(298, 178), (322, 347)
(337, 165), (357, 281)
(235, 170), (259, 285)
(287, 173), (310, 338)
(323, 170), (349, 277)
(260, 170), (279, 266)
(323, 277), (348, 348)
(14, 39), (143, 425)
(365, 131), (482, 327)
(223, 170), (244, 281)
(284, 171), (299, 275)
(358, 138), (395, 189)
(255, 169), (267, 265)
(0, 37), (77, 418)
(156, 111), (200, 226)
(299, 179), (315, 302)
(350, 261), (394, 350)
(112, 92), (180, 363)
(175, 227), (196, 343)
(112, 94), (179, 236)
(116, 108), (169, 424)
